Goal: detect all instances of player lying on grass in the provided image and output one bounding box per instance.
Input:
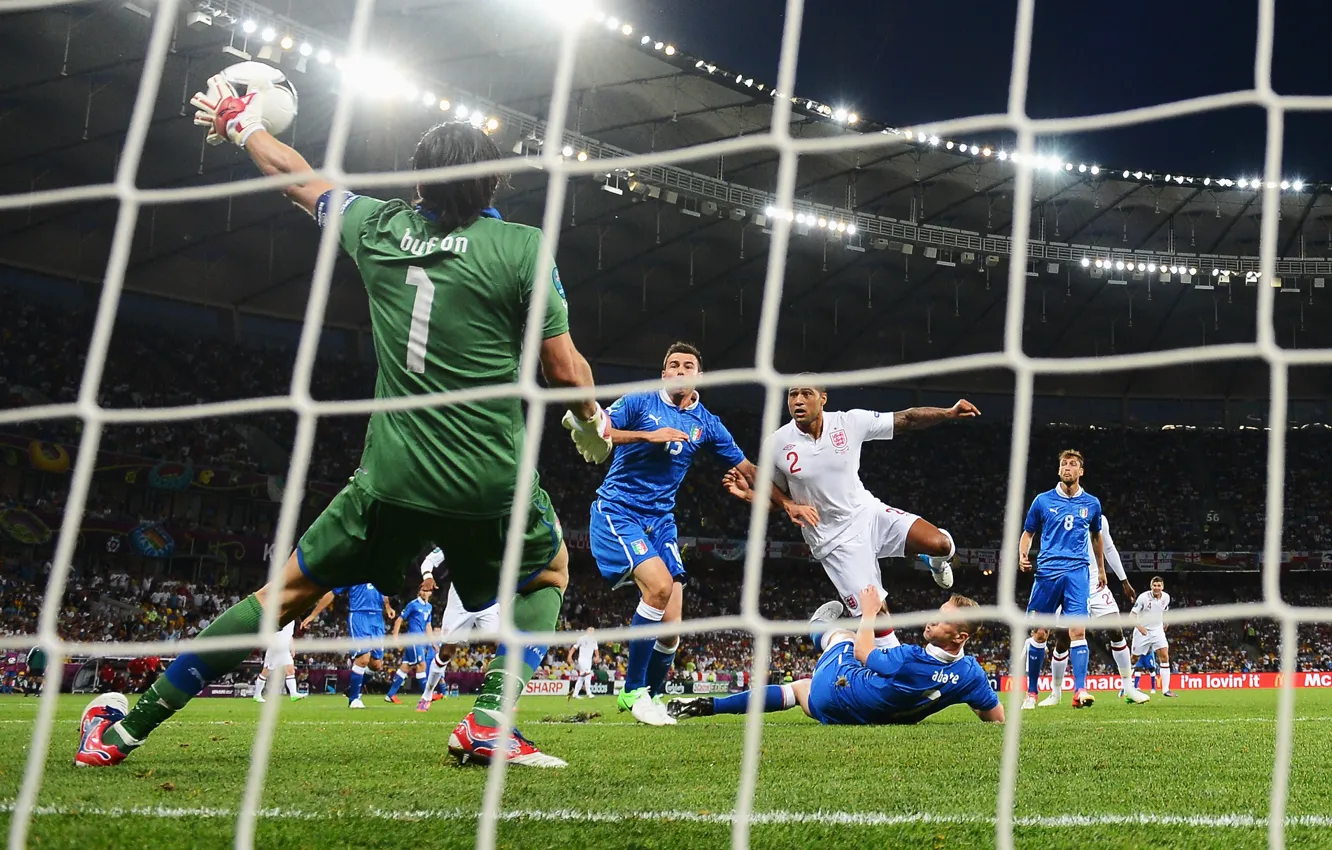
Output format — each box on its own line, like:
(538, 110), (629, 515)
(722, 380), (976, 644)
(668, 587), (1003, 725)
(76, 73), (611, 770)
(1037, 516), (1149, 707)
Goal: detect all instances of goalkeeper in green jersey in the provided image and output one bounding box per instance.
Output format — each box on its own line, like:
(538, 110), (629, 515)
(77, 73), (611, 769)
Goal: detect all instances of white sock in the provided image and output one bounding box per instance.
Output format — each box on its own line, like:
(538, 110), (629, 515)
(1050, 653), (1068, 697)
(636, 599), (666, 622)
(1161, 664), (1172, 693)
(351, 664), (368, 676)
(423, 654), (448, 697)
(873, 632), (901, 649)
(255, 675), (267, 694)
(1110, 642), (1133, 684)
(285, 676), (298, 696)
(779, 684), (796, 709)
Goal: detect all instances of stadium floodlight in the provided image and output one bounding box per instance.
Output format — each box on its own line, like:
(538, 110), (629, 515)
(576, 150), (588, 162)
(1148, 263), (1157, 272)
(606, 16), (619, 28)
(1080, 257), (1090, 268)
(848, 113), (859, 124)
(621, 23), (633, 34)
(836, 222), (847, 232)
(438, 99), (451, 112)
(1090, 165), (1100, 175)
(945, 141), (955, 149)
(1094, 259), (1103, 269)
(280, 35), (294, 50)
(241, 19), (257, 33)
(1237, 178), (1249, 188)
(1203, 177), (1211, 186)
(487, 118), (500, 131)
(817, 218), (828, 228)
(833, 109), (848, 122)
(1078, 163), (1087, 172)
(562, 145), (574, 157)
(299, 42), (313, 57)
(316, 48), (332, 63)
(1280, 180), (1290, 190)
(1065, 162), (1074, 171)
(1188, 267), (1197, 275)
(997, 150), (1009, 161)
(1213, 268), (1220, 277)
(665, 45), (676, 55)
(846, 224), (857, 234)
(641, 35), (650, 44)
(468, 112), (484, 128)
(982, 147), (993, 157)
(695, 59), (705, 68)
(929, 135), (940, 145)
(456, 105), (470, 119)
(1169, 265), (1179, 274)
(1115, 261), (1125, 271)
(1133, 171), (1143, 179)
(261, 26), (276, 42)
(1123, 170), (1130, 178)
(420, 92), (435, 107)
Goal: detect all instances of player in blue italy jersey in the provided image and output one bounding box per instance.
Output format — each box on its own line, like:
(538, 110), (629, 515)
(589, 342), (814, 726)
(386, 584), (435, 704)
(1019, 449), (1105, 710)
(668, 587), (1003, 725)
(303, 583), (395, 709)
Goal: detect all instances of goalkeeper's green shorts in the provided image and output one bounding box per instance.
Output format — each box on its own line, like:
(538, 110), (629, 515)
(296, 476), (564, 611)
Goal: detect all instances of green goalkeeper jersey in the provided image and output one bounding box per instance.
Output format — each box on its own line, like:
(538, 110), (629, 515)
(325, 194), (569, 519)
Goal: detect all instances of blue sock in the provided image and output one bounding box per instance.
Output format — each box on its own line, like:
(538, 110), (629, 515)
(713, 685), (792, 715)
(348, 666), (366, 702)
(415, 673), (427, 693)
(626, 600), (664, 692)
(386, 671), (406, 698)
(1025, 639), (1046, 695)
(647, 641), (677, 697)
(1070, 639), (1089, 690)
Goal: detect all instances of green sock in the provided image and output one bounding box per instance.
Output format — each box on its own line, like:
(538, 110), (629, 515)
(110, 594), (266, 747)
(472, 586), (563, 728)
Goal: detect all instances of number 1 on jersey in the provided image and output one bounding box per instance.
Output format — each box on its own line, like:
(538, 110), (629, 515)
(404, 266), (435, 374)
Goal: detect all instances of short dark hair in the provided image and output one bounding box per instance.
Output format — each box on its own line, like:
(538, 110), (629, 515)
(1151, 575), (1164, 585)
(789, 372), (826, 393)
(412, 122), (503, 233)
(1059, 449), (1085, 468)
(663, 342), (702, 368)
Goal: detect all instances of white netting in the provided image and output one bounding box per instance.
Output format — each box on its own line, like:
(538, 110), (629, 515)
(1, 0), (1326, 848)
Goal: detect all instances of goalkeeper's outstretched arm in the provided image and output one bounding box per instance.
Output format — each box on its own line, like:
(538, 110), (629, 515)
(241, 130), (335, 218)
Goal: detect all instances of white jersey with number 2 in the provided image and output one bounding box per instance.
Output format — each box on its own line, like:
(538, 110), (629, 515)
(769, 410), (895, 561)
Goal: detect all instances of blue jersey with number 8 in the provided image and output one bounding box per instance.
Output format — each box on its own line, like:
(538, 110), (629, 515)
(1023, 487), (1103, 577)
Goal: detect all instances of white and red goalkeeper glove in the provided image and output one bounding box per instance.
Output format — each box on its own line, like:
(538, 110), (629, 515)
(561, 405), (612, 464)
(190, 74), (268, 148)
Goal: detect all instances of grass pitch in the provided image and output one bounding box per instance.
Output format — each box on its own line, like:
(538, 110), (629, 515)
(2, 689), (1332, 848)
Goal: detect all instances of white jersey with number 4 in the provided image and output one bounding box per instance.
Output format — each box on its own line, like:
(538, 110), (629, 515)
(769, 410), (895, 561)
(1132, 590), (1171, 630)
(573, 636), (597, 672)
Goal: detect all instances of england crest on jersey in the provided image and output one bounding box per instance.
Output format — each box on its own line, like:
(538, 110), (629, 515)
(831, 429), (848, 451)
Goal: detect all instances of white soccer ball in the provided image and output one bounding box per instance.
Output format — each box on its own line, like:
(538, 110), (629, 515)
(221, 61), (298, 136)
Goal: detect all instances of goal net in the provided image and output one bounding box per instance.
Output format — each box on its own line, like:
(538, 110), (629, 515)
(0, 0), (1317, 848)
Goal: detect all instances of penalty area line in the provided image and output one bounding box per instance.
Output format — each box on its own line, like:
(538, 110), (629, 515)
(1, 802), (1330, 829)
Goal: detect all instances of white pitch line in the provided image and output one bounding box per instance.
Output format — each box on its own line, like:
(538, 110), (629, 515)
(1, 801), (1330, 830)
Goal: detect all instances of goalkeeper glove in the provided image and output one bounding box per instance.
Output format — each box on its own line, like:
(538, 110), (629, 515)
(561, 405), (613, 464)
(190, 74), (268, 148)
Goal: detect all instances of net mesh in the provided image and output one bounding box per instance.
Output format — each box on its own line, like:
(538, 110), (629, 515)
(0, 0), (1323, 848)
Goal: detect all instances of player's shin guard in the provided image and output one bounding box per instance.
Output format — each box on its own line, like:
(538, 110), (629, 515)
(1110, 641), (1133, 682)
(472, 585), (563, 728)
(712, 684), (795, 715)
(647, 638), (679, 697)
(1025, 638), (1046, 696)
(1069, 639), (1090, 691)
(386, 671), (407, 698)
(626, 599), (665, 693)
(424, 653), (449, 696)
(1050, 652), (1069, 697)
(108, 594), (265, 749)
(348, 665), (367, 701)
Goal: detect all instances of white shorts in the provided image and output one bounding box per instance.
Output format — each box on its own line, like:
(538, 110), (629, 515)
(576, 663), (593, 676)
(1131, 628), (1168, 656)
(1057, 585), (1120, 623)
(818, 504), (920, 615)
(438, 588), (500, 643)
(262, 645), (293, 670)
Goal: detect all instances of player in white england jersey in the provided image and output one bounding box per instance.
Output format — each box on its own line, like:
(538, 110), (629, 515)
(724, 380), (978, 646)
(567, 628), (600, 700)
(1131, 576), (1176, 697)
(1039, 516), (1150, 706)
(414, 547), (501, 712)
(252, 621), (307, 703)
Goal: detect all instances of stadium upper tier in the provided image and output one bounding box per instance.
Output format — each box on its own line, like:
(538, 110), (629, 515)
(2, 1), (1332, 390)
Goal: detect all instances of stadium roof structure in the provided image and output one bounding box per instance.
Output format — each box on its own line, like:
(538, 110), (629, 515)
(1, 0), (1331, 399)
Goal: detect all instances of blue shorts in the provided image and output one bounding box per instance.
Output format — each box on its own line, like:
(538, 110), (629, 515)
(806, 640), (859, 726)
(402, 643), (430, 665)
(1027, 571), (1088, 618)
(348, 612), (385, 660)
(589, 500), (685, 588)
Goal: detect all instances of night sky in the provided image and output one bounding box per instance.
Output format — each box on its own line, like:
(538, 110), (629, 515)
(627, 0), (1332, 181)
